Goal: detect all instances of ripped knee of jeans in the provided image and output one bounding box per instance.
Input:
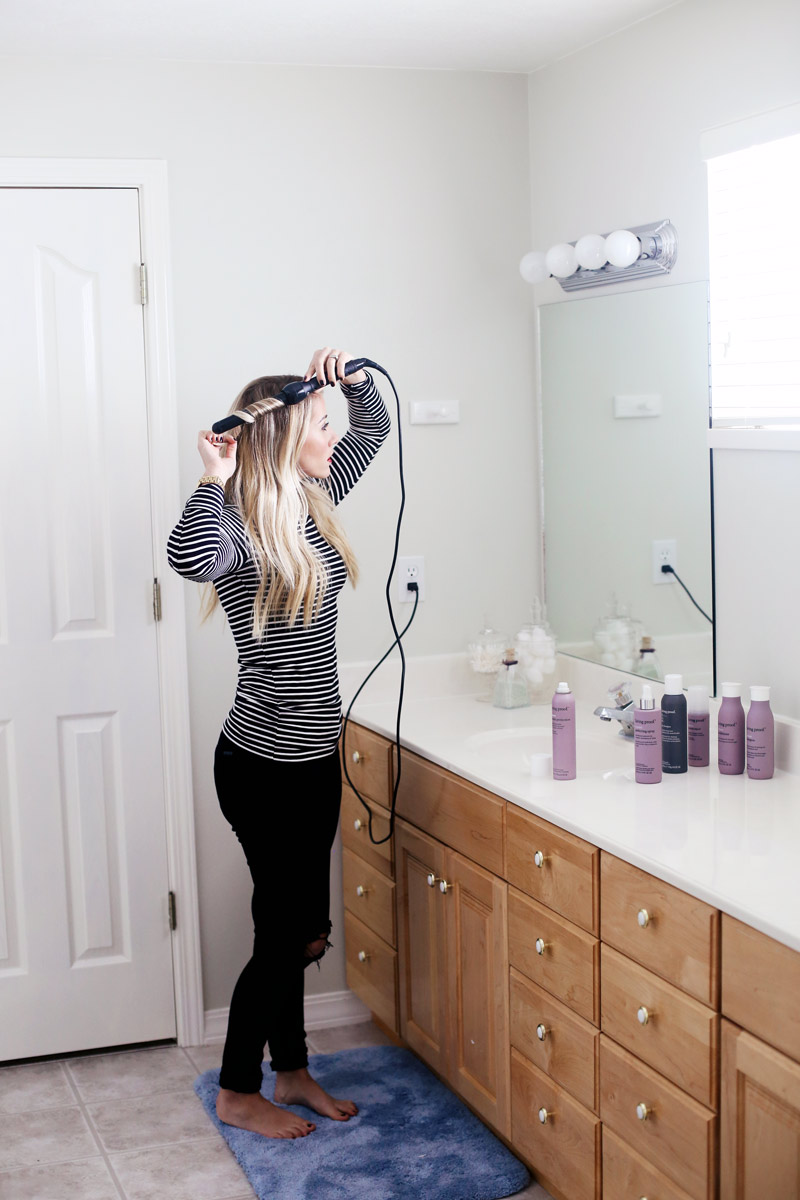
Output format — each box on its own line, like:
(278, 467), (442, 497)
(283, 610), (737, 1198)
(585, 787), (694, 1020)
(303, 921), (333, 970)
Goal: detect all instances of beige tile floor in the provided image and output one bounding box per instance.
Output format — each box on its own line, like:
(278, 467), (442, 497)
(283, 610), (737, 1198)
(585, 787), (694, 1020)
(0, 1022), (552, 1200)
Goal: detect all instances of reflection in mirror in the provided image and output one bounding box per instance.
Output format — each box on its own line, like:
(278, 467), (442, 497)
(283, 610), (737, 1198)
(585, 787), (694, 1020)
(540, 282), (714, 691)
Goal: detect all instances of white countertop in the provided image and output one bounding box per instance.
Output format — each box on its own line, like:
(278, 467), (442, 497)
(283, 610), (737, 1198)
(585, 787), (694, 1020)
(342, 654), (800, 954)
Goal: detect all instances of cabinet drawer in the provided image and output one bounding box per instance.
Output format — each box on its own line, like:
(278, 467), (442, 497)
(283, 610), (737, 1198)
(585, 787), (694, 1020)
(395, 749), (504, 876)
(341, 786), (394, 879)
(722, 914), (800, 1062)
(600, 1035), (716, 1200)
(603, 1126), (695, 1200)
(344, 910), (398, 1034)
(341, 723), (393, 807)
(342, 847), (396, 947)
(510, 967), (598, 1113)
(601, 853), (719, 1007)
(511, 1047), (601, 1200)
(506, 806), (598, 934)
(601, 945), (718, 1108)
(508, 887), (599, 1025)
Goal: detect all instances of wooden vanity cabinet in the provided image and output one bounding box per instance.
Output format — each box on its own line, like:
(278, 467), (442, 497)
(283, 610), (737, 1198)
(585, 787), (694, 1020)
(720, 916), (800, 1197)
(343, 722), (800, 1200)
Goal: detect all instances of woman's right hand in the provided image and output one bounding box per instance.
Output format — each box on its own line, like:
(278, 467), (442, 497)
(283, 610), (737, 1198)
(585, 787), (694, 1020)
(197, 431), (238, 482)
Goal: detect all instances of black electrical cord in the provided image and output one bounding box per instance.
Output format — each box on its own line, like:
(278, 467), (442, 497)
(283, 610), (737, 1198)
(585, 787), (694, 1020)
(660, 564), (713, 624)
(341, 364), (419, 845)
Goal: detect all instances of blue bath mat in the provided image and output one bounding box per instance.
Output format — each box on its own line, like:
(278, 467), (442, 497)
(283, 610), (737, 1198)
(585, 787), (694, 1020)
(194, 1043), (530, 1200)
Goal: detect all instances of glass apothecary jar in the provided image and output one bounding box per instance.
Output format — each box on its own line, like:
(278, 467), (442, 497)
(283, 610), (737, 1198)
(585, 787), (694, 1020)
(467, 620), (507, 701)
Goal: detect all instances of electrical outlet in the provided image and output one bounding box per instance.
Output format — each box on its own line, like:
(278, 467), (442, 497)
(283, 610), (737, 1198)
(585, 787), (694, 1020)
(397, 556), (426, 603)
(652, 539), (677, 585)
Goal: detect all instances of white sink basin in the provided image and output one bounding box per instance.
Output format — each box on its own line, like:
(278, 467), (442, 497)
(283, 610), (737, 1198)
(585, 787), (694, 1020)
(461, 726), (631, 774)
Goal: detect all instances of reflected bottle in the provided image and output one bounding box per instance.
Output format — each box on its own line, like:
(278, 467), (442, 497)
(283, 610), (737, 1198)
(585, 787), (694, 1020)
(688, 685), (710, 768)
(636, 636), (663, 681)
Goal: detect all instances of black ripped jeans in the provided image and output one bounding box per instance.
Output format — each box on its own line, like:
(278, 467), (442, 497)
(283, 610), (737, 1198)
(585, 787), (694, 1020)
(213, 731), (342, 1093)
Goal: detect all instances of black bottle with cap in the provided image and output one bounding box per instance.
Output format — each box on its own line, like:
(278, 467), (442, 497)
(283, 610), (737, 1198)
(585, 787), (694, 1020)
(661, 673), (688, 774)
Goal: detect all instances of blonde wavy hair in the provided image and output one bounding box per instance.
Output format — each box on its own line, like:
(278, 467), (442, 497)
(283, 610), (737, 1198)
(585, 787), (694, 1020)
(204, 374), (359, 636)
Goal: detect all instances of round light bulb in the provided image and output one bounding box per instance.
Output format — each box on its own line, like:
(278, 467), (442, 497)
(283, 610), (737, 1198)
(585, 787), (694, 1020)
(574, 234), (608, 270)
(519, 250), (549, 284)
(605, 229), (641, 268)
(545, 242), (578, 279)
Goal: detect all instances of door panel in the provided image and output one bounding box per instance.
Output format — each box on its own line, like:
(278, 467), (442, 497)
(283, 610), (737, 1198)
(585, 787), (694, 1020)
(0, 187), (175, 1058)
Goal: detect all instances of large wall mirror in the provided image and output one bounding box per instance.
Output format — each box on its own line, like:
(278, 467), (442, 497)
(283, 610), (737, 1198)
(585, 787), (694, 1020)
(540, 281), (714, 691)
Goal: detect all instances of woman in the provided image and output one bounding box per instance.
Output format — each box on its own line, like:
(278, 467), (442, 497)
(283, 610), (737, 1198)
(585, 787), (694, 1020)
(168, 346), (390, 1139)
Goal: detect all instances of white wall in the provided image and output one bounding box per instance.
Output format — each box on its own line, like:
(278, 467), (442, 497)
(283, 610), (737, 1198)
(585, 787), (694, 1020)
(527, 0), (800, 719)
(0, 58), (536, 1012)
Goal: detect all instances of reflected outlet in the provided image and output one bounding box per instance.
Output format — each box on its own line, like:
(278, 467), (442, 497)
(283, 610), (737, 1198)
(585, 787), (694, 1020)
(652, 539), (677, 585)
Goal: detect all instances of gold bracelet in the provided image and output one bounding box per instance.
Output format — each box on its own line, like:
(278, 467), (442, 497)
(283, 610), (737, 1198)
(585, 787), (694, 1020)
(198, 475), (224, 487)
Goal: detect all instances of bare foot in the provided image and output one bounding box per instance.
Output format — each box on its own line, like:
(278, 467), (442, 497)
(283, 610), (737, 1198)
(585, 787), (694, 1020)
(274, 1067), (358, 1121)
(216, 1088), (316, 1138)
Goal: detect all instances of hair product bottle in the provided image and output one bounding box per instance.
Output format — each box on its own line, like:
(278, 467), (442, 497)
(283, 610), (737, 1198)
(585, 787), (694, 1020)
(661, 673), (687, 774)
(746, 686), (775, 780)
(552, 682), (576, 781)
(718, 682), (745, 775)
(634, 684), (662, 784)
(688, 684), (710, 768)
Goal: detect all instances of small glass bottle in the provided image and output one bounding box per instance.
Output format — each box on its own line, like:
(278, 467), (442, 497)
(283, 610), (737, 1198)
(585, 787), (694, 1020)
(493, 649), (530, 709)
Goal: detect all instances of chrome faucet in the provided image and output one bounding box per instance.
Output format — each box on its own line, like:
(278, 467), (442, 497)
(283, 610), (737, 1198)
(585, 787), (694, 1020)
(594, 682), (636, 739)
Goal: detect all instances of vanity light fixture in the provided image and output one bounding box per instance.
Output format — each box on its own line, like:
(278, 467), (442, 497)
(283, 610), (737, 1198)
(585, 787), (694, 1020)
(520, 219), (677, 292)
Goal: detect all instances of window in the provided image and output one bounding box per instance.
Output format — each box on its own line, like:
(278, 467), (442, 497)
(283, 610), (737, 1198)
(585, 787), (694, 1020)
(706, 128), (800, 426)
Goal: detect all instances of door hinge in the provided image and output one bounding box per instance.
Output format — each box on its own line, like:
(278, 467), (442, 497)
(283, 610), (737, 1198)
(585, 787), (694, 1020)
(153, 578), (162, 622)
(139, 263), (148, 305)
(168, 890), (177, 931)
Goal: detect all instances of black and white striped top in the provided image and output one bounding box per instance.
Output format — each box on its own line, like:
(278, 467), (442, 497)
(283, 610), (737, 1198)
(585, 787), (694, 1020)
(167, 374), (390, 762)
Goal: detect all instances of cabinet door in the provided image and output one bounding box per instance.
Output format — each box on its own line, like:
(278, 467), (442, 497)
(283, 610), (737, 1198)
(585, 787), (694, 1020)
(444, 847), (510, 1137)
(721, 1018), (800, 1199)
(396, 819), (448, 1076)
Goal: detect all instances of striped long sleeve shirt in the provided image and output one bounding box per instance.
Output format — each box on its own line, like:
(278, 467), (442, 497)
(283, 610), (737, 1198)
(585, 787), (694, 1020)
(167, 373), (391, 761)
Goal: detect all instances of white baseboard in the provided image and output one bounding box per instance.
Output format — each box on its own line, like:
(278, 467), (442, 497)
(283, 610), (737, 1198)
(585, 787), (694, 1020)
(203, 989), (370, 1045)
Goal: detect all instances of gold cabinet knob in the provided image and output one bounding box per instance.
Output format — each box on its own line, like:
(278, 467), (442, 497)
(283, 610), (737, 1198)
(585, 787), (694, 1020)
(351, 750), (365, 764)
(353, 818), (364, 832)
(534, 850), (548, 869)
(637, 1005), (652, 1025)
(637, 908), (651, 928)
(355, 885), (369, 898)
(357, 950), (370, 963)
(536, 1023), (548, 1041)
(636, 1102), (653, 1121)
(535, 938), (550, 956)
(439, 879), (451, 894)
(426, 873), (438, 888)
(538, 1107), (553, 1125)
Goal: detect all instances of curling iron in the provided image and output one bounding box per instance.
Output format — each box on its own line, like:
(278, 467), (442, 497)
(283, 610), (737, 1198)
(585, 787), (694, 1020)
(211, 358), (378, 433)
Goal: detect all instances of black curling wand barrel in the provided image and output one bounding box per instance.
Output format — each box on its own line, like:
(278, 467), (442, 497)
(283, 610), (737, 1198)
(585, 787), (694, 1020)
(211, 358), (375, 433)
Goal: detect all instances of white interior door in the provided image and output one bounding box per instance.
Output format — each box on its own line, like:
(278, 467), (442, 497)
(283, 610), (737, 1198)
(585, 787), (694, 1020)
(0, 187), (176, 1060)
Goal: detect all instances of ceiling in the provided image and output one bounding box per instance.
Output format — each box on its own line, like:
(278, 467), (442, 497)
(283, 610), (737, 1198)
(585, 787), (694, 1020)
(2, 0), (685, 74)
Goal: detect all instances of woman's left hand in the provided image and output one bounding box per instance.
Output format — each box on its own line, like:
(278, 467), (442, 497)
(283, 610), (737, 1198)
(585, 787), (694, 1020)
(305, 347), (367, 389)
